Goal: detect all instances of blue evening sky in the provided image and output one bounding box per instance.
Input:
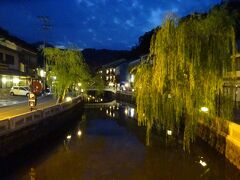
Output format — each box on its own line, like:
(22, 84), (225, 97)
(0, 0), (221, 50)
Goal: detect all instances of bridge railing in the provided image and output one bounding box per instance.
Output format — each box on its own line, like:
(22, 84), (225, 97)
(87, 87), (116, 93)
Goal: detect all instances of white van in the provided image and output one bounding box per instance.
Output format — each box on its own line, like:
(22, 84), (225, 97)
(10, 86), (30, 96)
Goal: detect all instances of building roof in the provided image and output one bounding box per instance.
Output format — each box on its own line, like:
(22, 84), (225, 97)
(99, 58), (127, 69)
(0, 28), (37, 54)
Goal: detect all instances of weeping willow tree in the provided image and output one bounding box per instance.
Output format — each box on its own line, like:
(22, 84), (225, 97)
(43, 48), (91, 103)
(134, 9), (237, 150)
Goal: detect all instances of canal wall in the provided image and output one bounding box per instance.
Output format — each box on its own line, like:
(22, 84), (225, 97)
(198, 118), (240, 170)
(116, 92), (240, 170)
(116, 92), (135, 104)
(0, 96), (83, 157)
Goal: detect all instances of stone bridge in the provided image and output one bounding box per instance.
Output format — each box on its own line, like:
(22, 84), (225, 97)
(87, 87), (116, 94)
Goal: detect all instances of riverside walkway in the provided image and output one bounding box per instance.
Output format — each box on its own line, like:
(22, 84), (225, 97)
(0, 96), (56, 120)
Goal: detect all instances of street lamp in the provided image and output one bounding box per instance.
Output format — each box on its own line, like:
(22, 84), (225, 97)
(200, 107), (209, 113)
(40, 69), (46, 77)
(65, 97), (72, 102)
(167, 130), (172, 136)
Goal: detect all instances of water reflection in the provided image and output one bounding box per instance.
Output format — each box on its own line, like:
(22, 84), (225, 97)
(123, 106), (136, 118)
(0, 103), (239, 179)
(199, 159), (207, 167)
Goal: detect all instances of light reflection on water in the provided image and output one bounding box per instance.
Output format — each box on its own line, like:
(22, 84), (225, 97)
(0, 103), (240, 179)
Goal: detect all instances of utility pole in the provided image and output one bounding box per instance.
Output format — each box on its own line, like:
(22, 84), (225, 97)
(38, 16), (52, 91)
(38, 16), (52, 48)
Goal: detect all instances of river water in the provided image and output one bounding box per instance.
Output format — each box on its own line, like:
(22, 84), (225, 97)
(0, 103), (240, 179)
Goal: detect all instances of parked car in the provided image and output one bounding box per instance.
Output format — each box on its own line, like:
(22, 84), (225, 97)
(10, 86), (30, 96)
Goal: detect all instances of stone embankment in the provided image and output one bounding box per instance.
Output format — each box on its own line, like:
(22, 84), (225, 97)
(116, 92), (240, 170)
(0, 96), (83, 157)
(198, 118), (240, 170)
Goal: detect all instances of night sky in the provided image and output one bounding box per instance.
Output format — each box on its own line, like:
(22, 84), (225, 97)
(0, 0), (221, 50)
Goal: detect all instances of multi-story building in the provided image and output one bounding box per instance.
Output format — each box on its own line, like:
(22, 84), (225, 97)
(97, 59), (127, 88)
(0, 38), (38, 89)
(96, 54), (149, 91)
(223, 53), (240, 102)
(124, 54), (149, 91)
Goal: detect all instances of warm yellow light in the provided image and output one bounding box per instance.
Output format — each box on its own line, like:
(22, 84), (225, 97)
(125, 108), (128, 115)
(130, 108), (135, 118)
(40, 69), (46, 77)
(200, 107), (209, 113)
(109, 82), (114, 86)
(2, 77), (7, 84)
(66, 97), (72, 102)
(199, 160), (207, 167)
(13, 77), (20, 84)
(130, 74), (134, 82)
(167, 130), (172, 136)
(67, 135), (71, 140)
(81, 89), (84, 93)
(78, 83), (82, 87)
(77, 130), (82, 137)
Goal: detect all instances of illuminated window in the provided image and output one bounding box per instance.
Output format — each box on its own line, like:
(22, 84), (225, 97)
(130, 74), (135, 82)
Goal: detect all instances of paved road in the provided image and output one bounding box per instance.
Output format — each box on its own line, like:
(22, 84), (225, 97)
(0, 96), (57, 120)
(0, 95), (27, 107)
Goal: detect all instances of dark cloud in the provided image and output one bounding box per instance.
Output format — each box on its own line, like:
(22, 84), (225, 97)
(0, 0), (221, 50)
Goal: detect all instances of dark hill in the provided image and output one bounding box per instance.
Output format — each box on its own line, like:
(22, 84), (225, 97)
(82, 48), (132, 68)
